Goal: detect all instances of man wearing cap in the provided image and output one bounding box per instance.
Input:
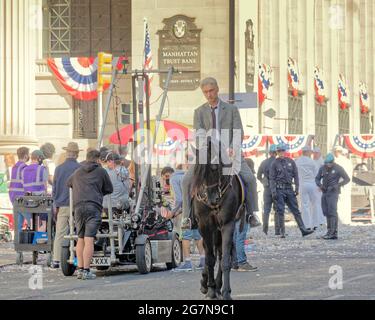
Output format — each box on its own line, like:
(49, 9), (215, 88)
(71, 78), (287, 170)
(51, 142), (82, 268)
(315, 153), (350, 239)
(269, 144), (314, 238)
(295, 146), (323, 231)
(333, 146), (353, 224)
(102, 152), (130, 214)
(21, 150), (49, 232)
(257, 144), (280, 235)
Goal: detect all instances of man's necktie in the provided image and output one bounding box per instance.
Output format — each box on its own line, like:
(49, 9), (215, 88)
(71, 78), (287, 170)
(211, 107), (217, 130)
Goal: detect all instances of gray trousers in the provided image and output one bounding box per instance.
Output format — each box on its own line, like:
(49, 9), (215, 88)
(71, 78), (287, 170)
(53, 206), (70, 262)
(182, 159), (258, 220)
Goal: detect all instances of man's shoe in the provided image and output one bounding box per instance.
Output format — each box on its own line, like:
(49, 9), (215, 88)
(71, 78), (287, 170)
(181, 218), (191, 230)
(82, 270), (96, 280)
(248, 214), (262, 228)
(235, 262), (258, 272)
(301, 229), (314, 237)
(322, 234), (338, 240)
(173, 261), (193, 272)
(76, 269), (84, 280)
(195, 257), (205, 270)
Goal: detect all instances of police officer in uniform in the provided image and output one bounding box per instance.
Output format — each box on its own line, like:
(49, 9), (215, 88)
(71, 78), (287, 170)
(257, 144), (280, 235)
(315, 153), (350, 240)
(269, 144), (314, 238)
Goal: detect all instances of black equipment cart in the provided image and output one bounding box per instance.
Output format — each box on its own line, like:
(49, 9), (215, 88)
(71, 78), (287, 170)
(13, 195), (54, 266)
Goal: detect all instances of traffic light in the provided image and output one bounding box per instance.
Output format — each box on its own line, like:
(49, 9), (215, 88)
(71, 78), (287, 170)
(121, 103), (131, 124)
(97, 52), (113, 92)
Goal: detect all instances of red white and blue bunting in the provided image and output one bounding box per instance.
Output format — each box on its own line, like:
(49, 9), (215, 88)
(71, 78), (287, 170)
(268, 135), (310, 158)
(314, 66), (327, 104)
(154, 138), (181, 156)
(359, 82), (370, 114)
(338, 74), (350, 110)
(287, 57), (300, 97)
(47, 57), (124, 101)
(258, 63), (273, 106)
(242, 135), (268, 157)
(343, 135), (375, 158)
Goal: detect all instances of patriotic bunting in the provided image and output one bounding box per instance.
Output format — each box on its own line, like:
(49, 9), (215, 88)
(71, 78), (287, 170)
(359, 82), (370, 114)
(242, 135), (268, 157)
(338, 74), (350, 110)
(258, 63), (273, 106)
(47, 57), (125, 101)
(268, 135), (310, 158)
(343, 135), (375, 158)
(287, 57), (300, 97)
(314, 66), (327, 104)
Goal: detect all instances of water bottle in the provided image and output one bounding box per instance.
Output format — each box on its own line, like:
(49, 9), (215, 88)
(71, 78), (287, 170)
(73, 257), (78, 267)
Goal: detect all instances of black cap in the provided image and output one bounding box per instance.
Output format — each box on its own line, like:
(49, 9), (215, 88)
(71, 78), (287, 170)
(105, 152), (121, 162)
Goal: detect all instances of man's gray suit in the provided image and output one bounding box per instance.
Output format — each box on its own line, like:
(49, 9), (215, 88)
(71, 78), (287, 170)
(182, 100), (258, 221)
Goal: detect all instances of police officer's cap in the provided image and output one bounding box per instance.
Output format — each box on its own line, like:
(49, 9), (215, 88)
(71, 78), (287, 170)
(269, 144), (278, 153)
(324, 153), (335, 163)
(276, 144), (287, 151)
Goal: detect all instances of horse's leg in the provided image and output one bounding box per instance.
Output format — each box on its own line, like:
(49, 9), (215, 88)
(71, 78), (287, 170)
(221, 221), (235, 300)
(214, 230), (223, 299)
(200, 238), (208, 295)
(203, 231), (217, 299)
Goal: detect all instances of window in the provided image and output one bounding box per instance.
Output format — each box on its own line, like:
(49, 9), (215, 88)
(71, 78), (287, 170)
(315, 101), (328, 156)
(288, 94), (303, 134)
(73, 99), (97, 139)
(360, 113), (371, 134)
(338, 107), (350, 134)
(45, 0), (131, 57)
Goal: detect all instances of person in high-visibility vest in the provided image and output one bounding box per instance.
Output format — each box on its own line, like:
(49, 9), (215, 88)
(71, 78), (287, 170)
(9, 147), (30, 231)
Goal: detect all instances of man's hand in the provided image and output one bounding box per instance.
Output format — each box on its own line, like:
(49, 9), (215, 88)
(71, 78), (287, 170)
(160, 206), (174, 220)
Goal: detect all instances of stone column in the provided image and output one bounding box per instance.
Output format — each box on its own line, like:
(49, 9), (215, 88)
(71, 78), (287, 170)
(0, 0), (39, 154)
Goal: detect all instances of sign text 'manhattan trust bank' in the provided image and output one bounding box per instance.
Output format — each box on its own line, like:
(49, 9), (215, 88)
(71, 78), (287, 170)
(158, 15), (201, 90)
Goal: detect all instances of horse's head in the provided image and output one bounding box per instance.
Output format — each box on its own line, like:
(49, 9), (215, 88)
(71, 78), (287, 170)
(192, 138), (223, 207)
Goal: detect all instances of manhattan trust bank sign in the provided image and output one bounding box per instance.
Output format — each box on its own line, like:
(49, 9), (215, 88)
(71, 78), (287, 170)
(157, 15), (201, 90)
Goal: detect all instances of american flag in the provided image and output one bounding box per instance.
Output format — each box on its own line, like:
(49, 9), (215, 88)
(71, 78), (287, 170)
(144, 19), (153, 97)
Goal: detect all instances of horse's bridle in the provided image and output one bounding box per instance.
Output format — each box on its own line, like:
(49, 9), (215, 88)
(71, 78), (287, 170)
(195, 175), (234, 211)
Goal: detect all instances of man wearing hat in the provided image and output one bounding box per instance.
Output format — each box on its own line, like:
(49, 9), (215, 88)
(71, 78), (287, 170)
(333, 146), (353, 224)
(269, 144), (314, 238)
(51, 142), (82, 268)
(257, 144), (280, 235)
(315, 153), (350, 239)
(296, 146), (324, 231)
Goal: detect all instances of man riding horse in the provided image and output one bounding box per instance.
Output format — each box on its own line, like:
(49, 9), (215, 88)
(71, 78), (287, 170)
(181, 77), (258, 230)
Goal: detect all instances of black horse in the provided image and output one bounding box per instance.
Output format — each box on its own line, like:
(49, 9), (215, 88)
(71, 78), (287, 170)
(191, 139), (245, 300)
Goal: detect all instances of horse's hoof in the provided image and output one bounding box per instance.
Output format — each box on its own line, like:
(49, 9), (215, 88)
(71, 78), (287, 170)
(222, 294), (233, 300)
(200, 286), (208, 295)
(204, 294), (218, 300)
(216, 292), (223, 300)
